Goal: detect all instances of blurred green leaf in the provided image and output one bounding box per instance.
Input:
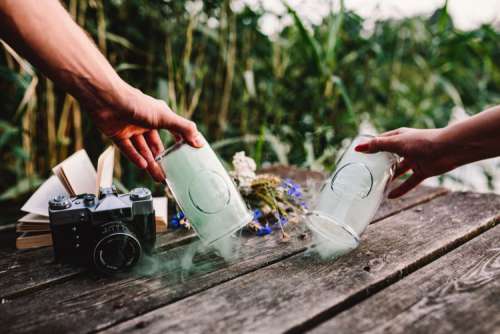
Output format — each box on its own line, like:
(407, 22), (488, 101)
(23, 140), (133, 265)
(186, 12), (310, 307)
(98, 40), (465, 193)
(0, 176), (43, 201)
(325, 0), (344, 68)
(285, 2), (323, 74)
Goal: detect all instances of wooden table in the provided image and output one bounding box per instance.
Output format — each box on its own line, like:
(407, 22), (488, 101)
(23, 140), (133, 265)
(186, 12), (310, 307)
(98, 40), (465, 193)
(1, 167), (499, 334)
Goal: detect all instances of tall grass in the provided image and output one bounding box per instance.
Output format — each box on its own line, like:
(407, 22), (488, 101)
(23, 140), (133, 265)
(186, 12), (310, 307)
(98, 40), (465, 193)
(0, 1), (499, 201)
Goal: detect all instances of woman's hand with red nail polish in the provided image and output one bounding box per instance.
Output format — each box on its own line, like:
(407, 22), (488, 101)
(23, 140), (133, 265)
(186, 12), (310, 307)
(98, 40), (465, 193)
(355, 128), (455, 198)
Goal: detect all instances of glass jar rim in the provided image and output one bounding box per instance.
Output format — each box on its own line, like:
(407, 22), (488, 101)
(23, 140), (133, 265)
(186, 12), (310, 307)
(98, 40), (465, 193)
(154, 140), (186, 162)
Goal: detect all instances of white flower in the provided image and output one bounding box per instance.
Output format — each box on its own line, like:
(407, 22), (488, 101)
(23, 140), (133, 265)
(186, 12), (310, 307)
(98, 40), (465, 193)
(231, 151), (257, 192)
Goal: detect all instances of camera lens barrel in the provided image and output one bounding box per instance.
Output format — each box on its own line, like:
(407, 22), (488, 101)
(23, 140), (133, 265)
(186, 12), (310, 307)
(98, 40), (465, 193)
(93, 222), (142, 274)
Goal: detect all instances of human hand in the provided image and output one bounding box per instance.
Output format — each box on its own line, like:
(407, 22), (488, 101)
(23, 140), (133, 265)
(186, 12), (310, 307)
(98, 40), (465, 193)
(0, 0), (203, 183)
(355, 128), (456, 198)
(87, 85), (202, 183)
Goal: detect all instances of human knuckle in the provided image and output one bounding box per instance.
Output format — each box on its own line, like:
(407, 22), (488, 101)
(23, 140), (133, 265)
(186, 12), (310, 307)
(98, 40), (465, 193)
(151, 111), (161, 128)
(138, 161), (148, 169)
(371, 137), (381, 148)
(398, 141), (409, 154)
(187, 121), (197, 133)
(158, 100), (168, 109)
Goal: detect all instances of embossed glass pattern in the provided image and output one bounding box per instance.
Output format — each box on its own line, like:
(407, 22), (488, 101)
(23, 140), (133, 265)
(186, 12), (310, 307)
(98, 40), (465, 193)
(156, 134), (252, 244)
(307, 135), (397, 253)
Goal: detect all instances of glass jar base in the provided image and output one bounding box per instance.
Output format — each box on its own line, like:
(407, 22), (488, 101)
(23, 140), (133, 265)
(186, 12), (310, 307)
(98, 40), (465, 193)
(198, 210), (253, 246)
(305, 211), (360, 256)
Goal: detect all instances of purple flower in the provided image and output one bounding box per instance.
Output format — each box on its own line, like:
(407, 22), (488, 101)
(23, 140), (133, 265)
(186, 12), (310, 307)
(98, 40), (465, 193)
(253, 208), (263, 220)
(279, 215), (288, 226)
(271, 214), (288, 230)
(170, 210), (187, 229)
(170, 217), (180, 229)
(256, 224), (272, 236)
(289, 188), (303, 198)
(282, 178), (303, 199)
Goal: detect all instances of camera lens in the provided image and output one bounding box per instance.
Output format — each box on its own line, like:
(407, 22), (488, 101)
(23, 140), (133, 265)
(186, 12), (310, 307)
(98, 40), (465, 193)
(93, 222), (142, 274)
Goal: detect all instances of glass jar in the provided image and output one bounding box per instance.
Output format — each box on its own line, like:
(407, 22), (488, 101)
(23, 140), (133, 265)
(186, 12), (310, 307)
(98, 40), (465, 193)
(156, 134), (252, 245)
(306, 135), (397, 257)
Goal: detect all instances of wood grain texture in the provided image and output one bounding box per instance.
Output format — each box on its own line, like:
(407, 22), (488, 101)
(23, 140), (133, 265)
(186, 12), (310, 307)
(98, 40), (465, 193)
(0, 167), (441, 300)
(0, 225), (17, 251)
(258, 165), (325, 185)
(0, 224), (310, 333)
(0, 187), (443, 333)
(103, 192), (500, 334)
(0, 229), (193, 299)
(311, 225), (500, 334)
(373, 185), (447, 221)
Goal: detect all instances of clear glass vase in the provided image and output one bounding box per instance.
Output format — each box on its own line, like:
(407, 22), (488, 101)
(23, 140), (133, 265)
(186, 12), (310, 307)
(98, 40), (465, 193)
(306, 135), (397, 257)
(156, 134), (252, 245)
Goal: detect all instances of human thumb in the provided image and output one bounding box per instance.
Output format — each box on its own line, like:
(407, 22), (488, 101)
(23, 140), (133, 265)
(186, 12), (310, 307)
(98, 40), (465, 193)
(355, 136), (403, 155)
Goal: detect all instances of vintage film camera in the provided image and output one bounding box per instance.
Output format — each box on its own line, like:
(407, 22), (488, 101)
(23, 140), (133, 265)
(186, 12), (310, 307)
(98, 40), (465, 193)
(48, 186), (156, 274)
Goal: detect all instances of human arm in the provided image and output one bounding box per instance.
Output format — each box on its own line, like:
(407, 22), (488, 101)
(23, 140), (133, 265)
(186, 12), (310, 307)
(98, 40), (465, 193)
(355, 105), (500, 198)
(0, 0), (202, 182)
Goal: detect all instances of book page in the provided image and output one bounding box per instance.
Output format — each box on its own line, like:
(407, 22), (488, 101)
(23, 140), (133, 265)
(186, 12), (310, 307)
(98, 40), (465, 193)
(96, 146), (115, 194)
(21, 175), (69, 216)
(53, 165), (74, 196)
(53, 150), (96, 195)
(18, 213), (50, 224)
(153, 197), (168, 232)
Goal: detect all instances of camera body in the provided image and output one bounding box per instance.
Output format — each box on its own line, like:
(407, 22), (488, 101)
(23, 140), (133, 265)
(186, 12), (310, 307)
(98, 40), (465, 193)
(48, 186), (156, 274)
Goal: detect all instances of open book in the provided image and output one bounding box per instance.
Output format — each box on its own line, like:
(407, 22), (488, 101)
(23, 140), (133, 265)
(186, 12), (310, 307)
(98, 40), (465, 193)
(17, 147), (168, 249)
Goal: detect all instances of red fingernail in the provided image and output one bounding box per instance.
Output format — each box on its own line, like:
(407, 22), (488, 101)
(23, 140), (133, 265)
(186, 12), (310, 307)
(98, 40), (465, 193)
(355, 144), (368, 152)
(388, 190), (400, 199)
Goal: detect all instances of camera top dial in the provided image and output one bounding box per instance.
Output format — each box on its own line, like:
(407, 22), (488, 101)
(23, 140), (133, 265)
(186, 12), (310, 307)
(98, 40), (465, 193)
(82, 193), (96, 206)
(49, 194), (72, 210)
(130, 187), (152, 201)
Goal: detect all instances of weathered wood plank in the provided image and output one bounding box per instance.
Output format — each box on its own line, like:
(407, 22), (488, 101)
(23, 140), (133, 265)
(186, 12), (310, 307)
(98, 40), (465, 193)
(0, 187), (445, 333)
(0, 225), (309, 333)
(0, 229), (194, 299)
(311, 224), (500, 334)
(103, 192), (500, 334)
(373, 185), (447, 221)
(0, 224), (16, 251)
(258, 165), (325, 185)
(0, 170), (442, 300)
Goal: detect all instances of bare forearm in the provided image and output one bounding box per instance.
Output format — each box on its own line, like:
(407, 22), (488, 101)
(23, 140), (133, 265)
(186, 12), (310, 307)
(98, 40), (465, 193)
(355, 105), (500, 197)
(0, 0), (202, 181)
(439, 105), (500, 166)
(0, 0), (128, 109)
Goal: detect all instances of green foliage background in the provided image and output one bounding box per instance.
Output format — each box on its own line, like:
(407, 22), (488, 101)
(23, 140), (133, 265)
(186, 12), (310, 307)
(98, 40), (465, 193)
(0, 0), (499, 201)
